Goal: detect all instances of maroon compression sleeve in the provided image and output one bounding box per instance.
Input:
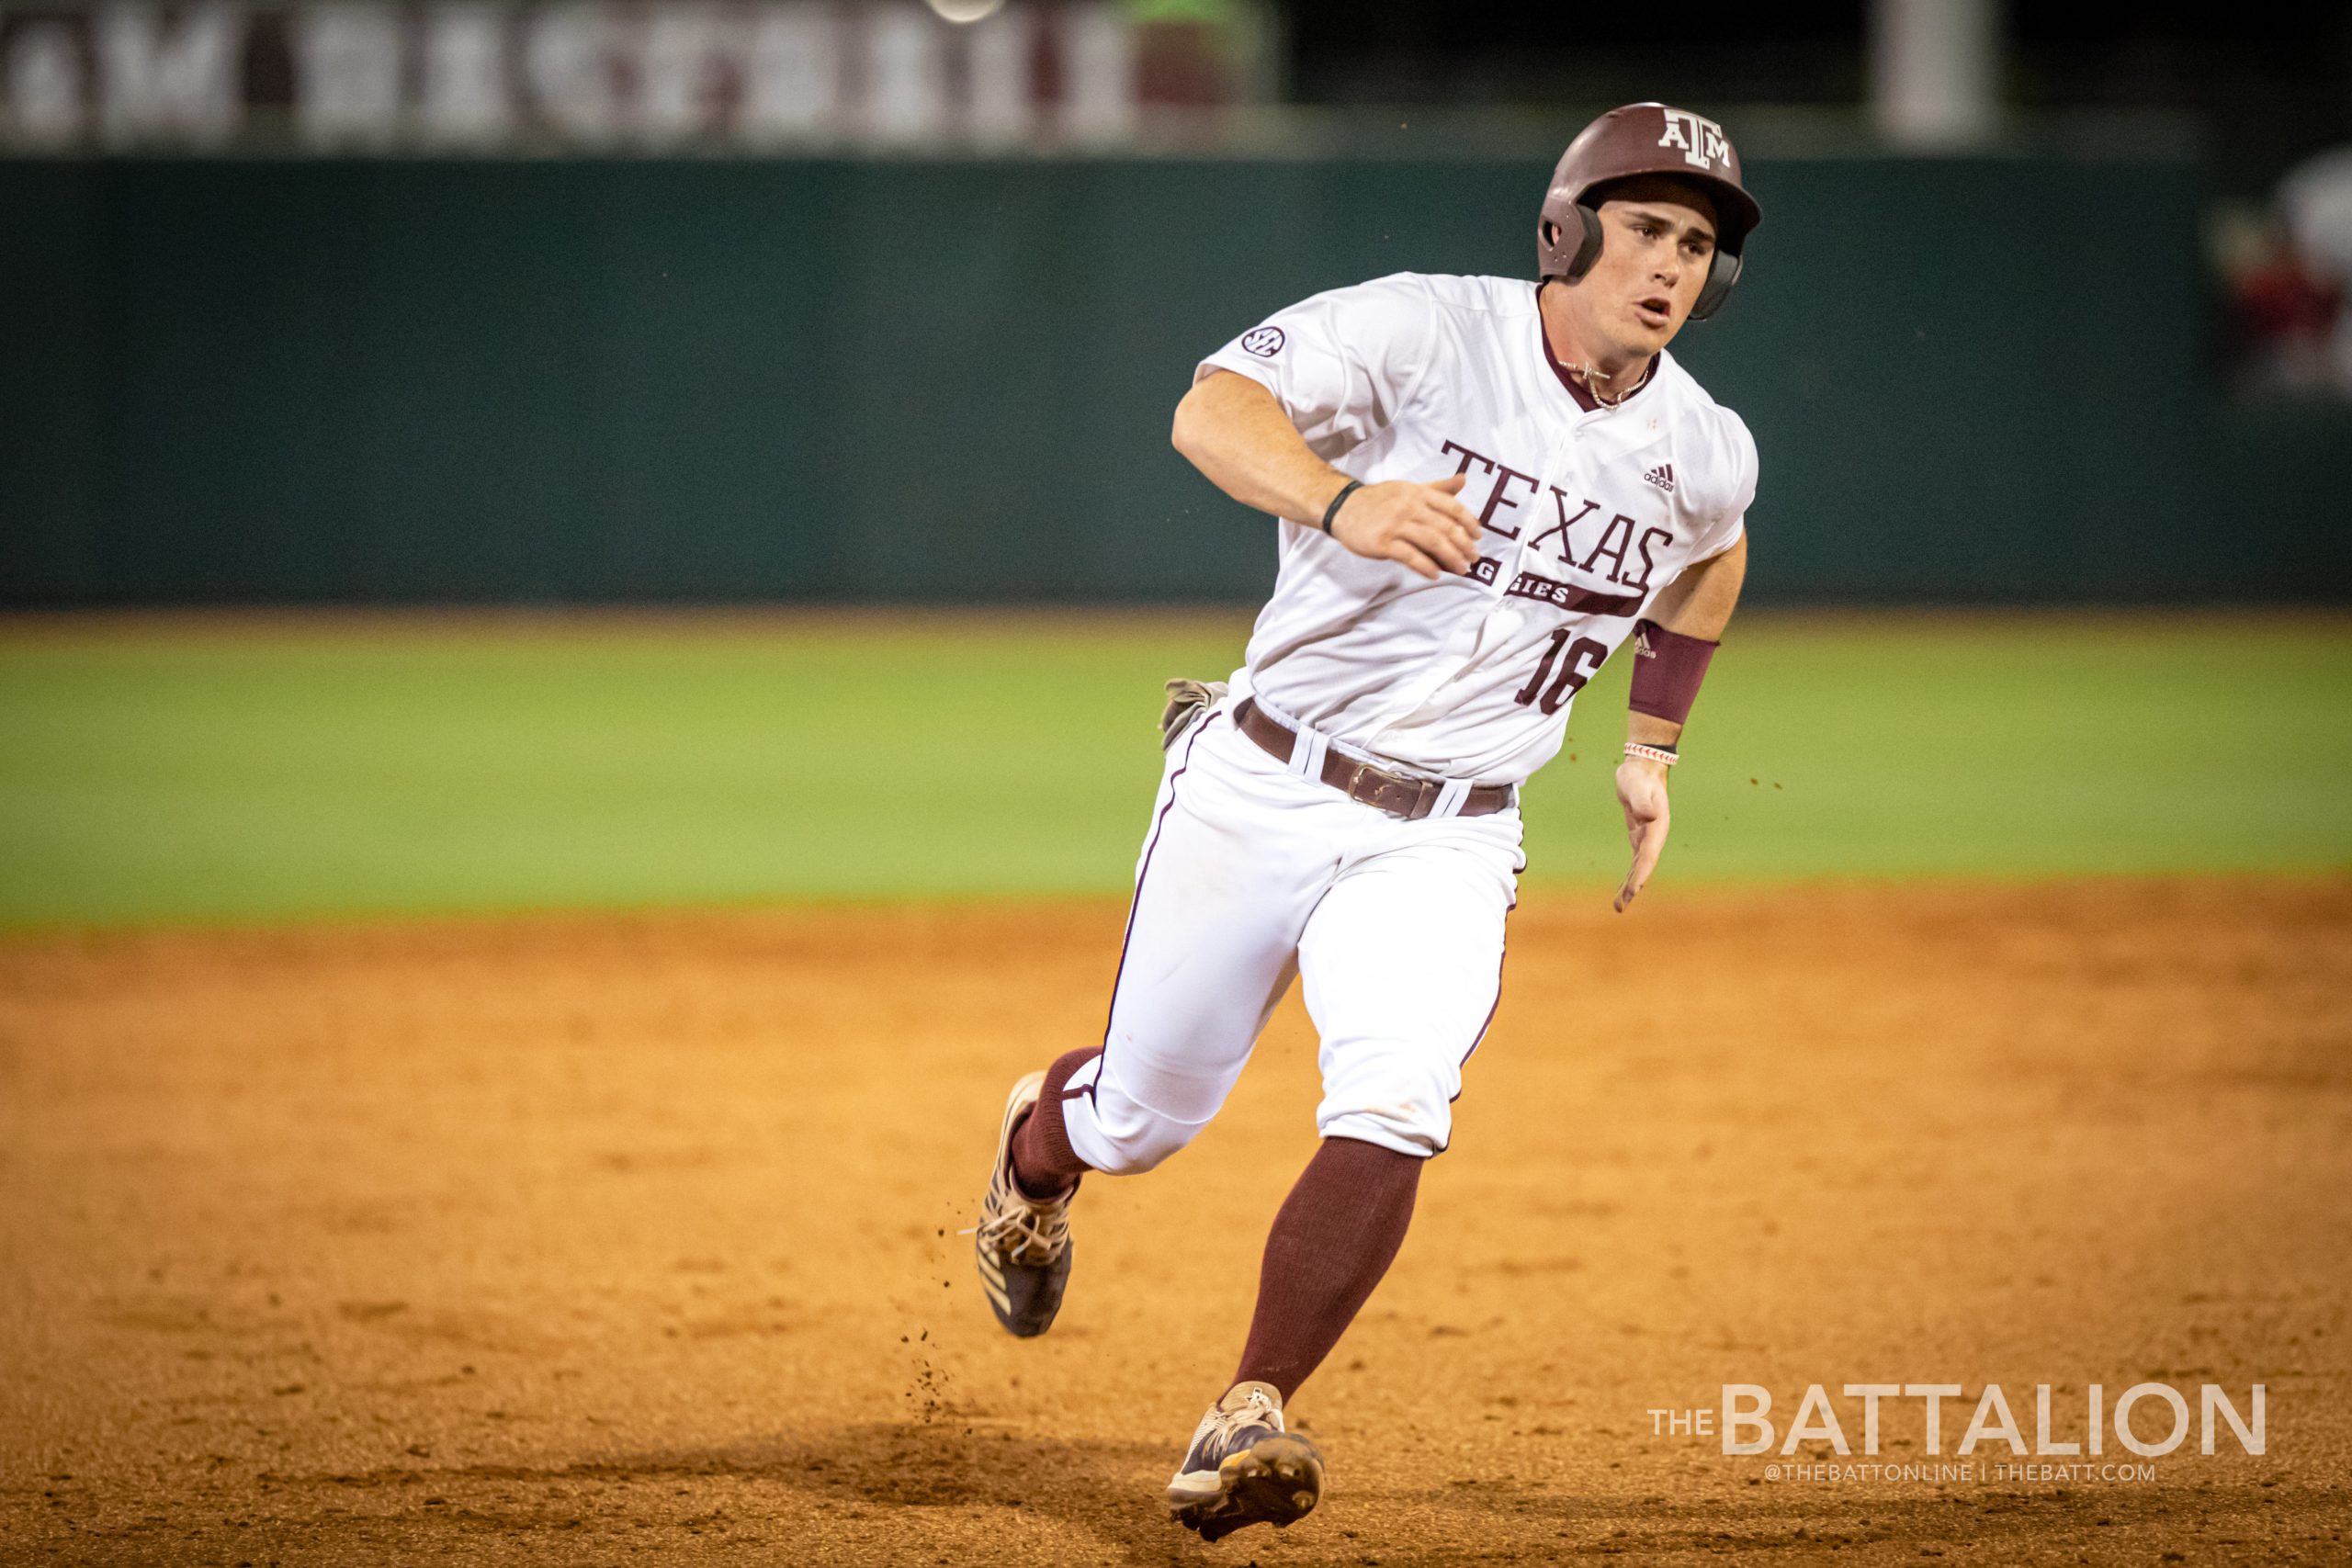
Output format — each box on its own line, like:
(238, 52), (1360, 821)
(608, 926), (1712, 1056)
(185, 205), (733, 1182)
(1628, 618), (1718, 726)
(1232, 1136), (1422, 1401)
(1010, 1047), (1098, 1199)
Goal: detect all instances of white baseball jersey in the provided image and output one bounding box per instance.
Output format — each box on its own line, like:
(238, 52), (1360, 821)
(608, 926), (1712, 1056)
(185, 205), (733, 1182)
(1053, 269), (1758, 1173)
(1198, 271), (1757, 784)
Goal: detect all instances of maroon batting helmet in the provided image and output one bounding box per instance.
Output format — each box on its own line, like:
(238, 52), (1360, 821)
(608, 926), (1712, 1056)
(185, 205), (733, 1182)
(1539, 102), (1763, 321)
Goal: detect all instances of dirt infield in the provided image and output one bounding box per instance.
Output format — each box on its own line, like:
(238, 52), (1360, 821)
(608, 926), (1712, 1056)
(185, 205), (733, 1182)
(3, 879), (2348, 1566)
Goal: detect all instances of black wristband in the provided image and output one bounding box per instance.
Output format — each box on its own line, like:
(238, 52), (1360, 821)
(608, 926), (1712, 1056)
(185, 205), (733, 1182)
(1319, 479), (1363, 535)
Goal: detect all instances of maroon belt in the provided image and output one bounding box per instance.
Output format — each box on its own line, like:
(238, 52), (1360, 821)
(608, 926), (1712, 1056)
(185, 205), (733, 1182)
(1233, 699), (1514, 820)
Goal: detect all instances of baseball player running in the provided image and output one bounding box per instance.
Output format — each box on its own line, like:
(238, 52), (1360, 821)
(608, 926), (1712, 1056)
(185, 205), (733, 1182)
(972, 103), (1761, 1541)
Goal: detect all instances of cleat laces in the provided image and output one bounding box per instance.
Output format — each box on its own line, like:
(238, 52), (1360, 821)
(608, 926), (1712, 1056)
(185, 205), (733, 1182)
(968, 1167), (1072, 1266)
(1198, 1386), (1283, 1453)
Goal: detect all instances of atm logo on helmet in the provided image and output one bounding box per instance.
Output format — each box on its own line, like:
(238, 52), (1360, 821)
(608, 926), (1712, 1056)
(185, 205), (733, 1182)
(1657, 109), (1730, 171)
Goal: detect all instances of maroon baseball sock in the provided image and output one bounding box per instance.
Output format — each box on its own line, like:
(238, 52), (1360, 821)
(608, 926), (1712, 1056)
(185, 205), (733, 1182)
(1233, 1135), (1423, 1403)
(1008, 1047), (1099, 1200)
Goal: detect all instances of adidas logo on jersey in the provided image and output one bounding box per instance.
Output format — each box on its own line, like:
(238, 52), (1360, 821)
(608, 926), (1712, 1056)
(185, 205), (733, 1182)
(1643, 464), (1676, 494)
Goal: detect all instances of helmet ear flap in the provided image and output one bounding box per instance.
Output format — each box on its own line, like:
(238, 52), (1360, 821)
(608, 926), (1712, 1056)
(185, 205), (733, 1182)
(1689, 247), (1742, 321)
(1564, 204), (1605, 281)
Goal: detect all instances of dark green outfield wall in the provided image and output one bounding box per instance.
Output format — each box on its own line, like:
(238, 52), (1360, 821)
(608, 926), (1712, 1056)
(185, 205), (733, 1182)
(1, 155), (2345, 605)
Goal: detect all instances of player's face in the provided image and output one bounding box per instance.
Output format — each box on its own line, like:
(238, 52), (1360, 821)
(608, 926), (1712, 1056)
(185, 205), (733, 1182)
(1586, 181), (1718, 355)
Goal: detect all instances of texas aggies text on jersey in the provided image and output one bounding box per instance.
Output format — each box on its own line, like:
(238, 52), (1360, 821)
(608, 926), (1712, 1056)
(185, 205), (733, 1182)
(1198, 270), (1758, 785)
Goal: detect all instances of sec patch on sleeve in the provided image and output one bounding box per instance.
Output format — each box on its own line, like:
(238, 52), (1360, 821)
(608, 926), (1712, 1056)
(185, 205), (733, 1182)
(1240, 325), (1285, 357)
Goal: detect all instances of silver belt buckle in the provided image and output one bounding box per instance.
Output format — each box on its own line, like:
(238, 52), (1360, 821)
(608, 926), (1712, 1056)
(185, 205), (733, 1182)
(1349, 761), (1418, 818)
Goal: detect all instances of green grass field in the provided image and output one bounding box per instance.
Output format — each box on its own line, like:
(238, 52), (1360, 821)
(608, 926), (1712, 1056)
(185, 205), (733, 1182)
(1, 611), (2346, 929)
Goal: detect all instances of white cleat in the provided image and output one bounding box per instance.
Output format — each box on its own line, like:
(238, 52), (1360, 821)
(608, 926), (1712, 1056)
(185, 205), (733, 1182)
(971, 1070), (1076, 1338)
(1165, 1381), (1325, 1541)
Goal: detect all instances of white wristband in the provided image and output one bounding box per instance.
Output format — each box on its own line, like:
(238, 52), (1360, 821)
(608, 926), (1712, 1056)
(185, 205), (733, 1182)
(1623, 742), (1679, 768)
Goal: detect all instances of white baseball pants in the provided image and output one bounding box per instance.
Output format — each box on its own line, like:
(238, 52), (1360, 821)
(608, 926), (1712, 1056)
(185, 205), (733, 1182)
(1059, 700), (1522, 1172)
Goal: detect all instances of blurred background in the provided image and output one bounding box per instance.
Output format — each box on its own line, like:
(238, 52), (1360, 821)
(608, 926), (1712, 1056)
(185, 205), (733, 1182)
(3, 0), (2349, 606)
(0, 0), (2347, 924)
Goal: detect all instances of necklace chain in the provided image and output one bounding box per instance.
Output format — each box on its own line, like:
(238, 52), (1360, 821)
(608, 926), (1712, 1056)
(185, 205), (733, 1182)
(1575, 362), (1634, 408)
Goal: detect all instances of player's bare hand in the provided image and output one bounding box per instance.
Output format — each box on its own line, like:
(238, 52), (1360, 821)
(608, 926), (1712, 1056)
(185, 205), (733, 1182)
(1611, 756), (1671, 913)
(1328, 473), (1484, 580)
